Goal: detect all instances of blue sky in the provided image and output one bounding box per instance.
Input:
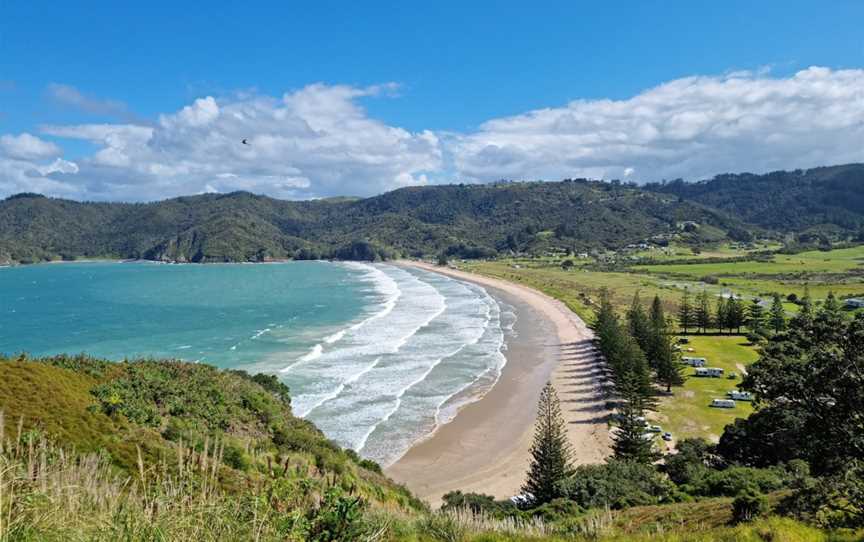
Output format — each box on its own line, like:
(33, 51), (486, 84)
(1, 1), (863, 200)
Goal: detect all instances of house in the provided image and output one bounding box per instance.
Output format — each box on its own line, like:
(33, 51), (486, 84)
(845, 298), (864, 309)
(728, 390), (754, 401)
(682, 356), (707, 367)
(710, 399), (736, 409)
(695, 367), (724, 378)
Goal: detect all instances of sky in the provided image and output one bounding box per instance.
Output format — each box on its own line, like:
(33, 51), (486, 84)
(1, 0), (863, 201)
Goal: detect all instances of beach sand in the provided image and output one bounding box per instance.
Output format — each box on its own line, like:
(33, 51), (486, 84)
(386, 261), (610, 506)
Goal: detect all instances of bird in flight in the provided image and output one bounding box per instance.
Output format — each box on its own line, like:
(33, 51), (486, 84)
(242, 139), (249, 145)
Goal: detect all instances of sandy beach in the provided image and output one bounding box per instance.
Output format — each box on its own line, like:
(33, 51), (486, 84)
(386, 261), (610, 506)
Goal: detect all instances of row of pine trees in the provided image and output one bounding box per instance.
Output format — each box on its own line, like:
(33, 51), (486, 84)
(595, 290), (683, 464)
(678, 289), (788, 336)
(521, 286), (830, 505)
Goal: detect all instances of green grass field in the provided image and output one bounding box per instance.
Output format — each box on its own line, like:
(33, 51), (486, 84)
(462, 245), (864, 321)
(458, 245), (861, 453)
(652, 336), (759, 448)
(634, 245), (864, 277)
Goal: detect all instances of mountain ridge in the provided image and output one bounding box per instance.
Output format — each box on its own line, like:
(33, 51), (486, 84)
(2, 163), (863, 264)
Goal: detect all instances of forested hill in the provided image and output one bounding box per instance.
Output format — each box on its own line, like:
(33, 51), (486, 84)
(645, 164), (864, 236)
(0, 179), (750, 264)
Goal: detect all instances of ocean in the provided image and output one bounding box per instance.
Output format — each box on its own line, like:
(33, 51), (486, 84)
(0, 261), (515, 465)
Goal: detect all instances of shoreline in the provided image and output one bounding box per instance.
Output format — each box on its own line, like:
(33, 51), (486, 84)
(386, 261), (610, 507)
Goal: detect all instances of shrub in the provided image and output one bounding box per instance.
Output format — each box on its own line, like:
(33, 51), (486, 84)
(441, 491), (517, 518)
(732, 488), (769, 523)
(557, 460), (675, 509)
(687, 466), (788, 497)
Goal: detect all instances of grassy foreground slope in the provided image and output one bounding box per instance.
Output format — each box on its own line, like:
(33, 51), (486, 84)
(1, 355), (862, 540)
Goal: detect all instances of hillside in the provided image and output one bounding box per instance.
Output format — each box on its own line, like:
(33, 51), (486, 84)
(0, 180), (753, 264)
(645, 164), (864, 237)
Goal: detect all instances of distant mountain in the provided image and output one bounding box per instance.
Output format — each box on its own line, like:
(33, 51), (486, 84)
(0, 179), (754, 264)
(645, 164), (864, 236)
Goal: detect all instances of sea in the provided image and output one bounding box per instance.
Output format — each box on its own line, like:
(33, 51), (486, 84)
(0, 261), (516, 465)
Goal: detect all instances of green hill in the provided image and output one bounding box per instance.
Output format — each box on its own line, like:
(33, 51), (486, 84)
(645, 164), (864, 237)
(4, 355), (861, 541)
(0, 180), (753, 265)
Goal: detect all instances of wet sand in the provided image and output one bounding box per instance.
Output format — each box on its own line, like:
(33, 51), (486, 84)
(386, 261), (610, 506)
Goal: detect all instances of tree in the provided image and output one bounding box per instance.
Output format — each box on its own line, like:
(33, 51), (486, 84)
(612, 410), (658, 464)
(627, 292), (651, 354)
(718, 310), (864, 474)
(523, 382), (574, 504)
(726, 296), (745, 334)
(769, 294), (786, 334)
(678, 289), (694, 334)
(695, 290), (713, 333)
(792, 284), (814, 328)
(649, 296), (684, 392)
(747, 299), (765, 335)
(716, 297), (728, 334)
(731, 488), (769, 523)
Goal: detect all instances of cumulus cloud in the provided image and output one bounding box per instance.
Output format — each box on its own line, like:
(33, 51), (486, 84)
(0, 133), (61, 160)
(0, 133), (82, 198)
(32, 83), (441, 200)
(3, 67), (863, 201)
(448, 66), (864, 182)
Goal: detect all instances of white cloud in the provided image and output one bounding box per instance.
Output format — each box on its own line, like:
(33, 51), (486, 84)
(0, 133), (61, 160)
(3, 67), (863, 201)
(448, 66), (864, 182)
(32, 83), (441, 201)
(37, 158), (79, 176)
(0, 133), (81, 198)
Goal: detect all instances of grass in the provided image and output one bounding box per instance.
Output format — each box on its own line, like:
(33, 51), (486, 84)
(633, 246), (864, 277)
(652, 336), (759, 445)
(2, 358), (862, 540)
(462, 245), (864, 324)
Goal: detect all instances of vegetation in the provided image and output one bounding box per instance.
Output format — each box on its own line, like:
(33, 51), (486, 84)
(522, 383), (574, 505)
(0, 176), (760, 264)
(646, 164), (864, 237)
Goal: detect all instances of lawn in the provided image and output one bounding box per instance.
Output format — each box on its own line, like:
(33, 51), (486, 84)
(634, 245), (864, 277)
(652, 335), (759, 449)
(461, 245), (864, 323)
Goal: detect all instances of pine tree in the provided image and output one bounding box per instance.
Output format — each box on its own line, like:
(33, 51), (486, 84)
(695, 291), (713, 333)
(678, 289), (693, 334)
(769, 293), (786, 334)
(716, 297), (728, 334)
(612, 408), (657, 463)
(523, 382), (574, 504)
(615, 335), (658, 413)
(823, 291), (840, 314)
(747, 299), (765, 334)
(646, 295), (666, 368)
(727, 296), (745, 333)
(647, 296), (685, 392)
(792, 284), (814, 328)
(627, 292), (651, 354)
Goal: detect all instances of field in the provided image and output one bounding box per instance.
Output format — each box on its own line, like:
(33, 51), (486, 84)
(653, 335), (759, 448)
(457, 244), (862, 453)
(462, 244), (864, 320)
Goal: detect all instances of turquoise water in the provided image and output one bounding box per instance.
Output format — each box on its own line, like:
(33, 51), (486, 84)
(0, 261), (514, 465)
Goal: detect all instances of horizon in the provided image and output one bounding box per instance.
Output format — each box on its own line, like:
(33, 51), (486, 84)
(1, 1), (863, 202)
